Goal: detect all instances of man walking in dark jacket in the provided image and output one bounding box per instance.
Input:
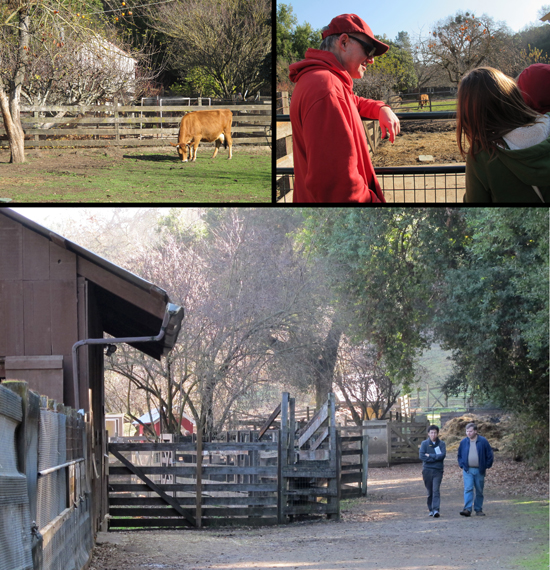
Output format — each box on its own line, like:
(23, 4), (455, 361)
(419, 425), (446, 518)
(457, 422), (494, 516)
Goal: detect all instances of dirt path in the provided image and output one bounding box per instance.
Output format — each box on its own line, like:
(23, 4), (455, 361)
(90, 461), (548, 570)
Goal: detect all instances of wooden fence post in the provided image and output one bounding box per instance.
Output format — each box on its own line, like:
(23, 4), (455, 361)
(277, 392), (289, 524)
(276, 91), (293, 201)
(195, 428), (203, 528)
(327, 392), (340, 520)
(362, 420), (369, 496)
(114, 98), (120, 144)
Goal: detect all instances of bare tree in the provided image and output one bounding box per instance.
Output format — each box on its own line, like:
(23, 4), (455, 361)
(104, 209), (321, 440)
(141, 0), (271, 98)
(0, 0), (158, 161)
(335, 340), (402, 423)
(417, 11), (520, 85)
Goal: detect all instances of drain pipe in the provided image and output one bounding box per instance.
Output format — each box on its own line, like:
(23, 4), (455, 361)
(72, 303), (183, 408)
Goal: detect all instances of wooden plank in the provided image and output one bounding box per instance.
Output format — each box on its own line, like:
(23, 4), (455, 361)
(19, 104), (271, 113)
(276, 122), (292, 140)
(50, 279), (78, 405)
(362, 420), (369, 496)
(110, 507), (183, 517)
(110, 465), (277, 476)
(310, 427), (328, 451)
(297, 403), (328, 448)
(22, 227), (49, 280)
(0, 219), (23, 280)
(341, 463), (362, 471)
(5, 355), (62, 370)
(109, 516), (279, 529)
(108, 482), (278, 493)
(0, 282), (24, 356)
(109, 447), (195, 526)
(110, 506), (278, 518)
(48, 241), (77, 281)
(276, 153), (293, 168)
(109, 518), (191, 529)
(109, 496), (277, 507)
(341, 472), (362, 484)
(110, 442), (276, 452)
(341, 449), (362, 457)
(284, 504), (338, 516)
(258, 403), (281, 440)
(286, 487), (334, 497)
(23, 281), (52, 355)
(282, 468), (336, 479)
(0, 137), (269, 149)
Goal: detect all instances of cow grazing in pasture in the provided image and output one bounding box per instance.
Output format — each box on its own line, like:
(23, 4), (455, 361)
(419, 94), (430, 109)
(171, 109), (233, 162)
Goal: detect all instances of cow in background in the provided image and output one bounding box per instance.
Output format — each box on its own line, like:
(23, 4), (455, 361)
(419, 94), (430, 109)
(171, 109), (233, 162)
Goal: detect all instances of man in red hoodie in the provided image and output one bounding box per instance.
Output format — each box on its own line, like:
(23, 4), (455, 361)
(289, 14), (400, 203)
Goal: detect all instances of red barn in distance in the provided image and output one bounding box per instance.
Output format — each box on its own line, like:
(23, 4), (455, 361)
(133, 408), (195, 436)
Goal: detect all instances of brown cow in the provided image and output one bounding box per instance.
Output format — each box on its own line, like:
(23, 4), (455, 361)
(419, 93), (430, 109)
(171, 109), (232, 162)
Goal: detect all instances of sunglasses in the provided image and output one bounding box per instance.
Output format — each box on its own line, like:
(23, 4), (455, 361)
(346, 35), (376, 58)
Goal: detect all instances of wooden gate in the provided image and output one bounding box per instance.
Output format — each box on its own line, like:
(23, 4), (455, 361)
(108, 438), (279, 529)
(389, 421), (428, 463)
(108, 392), (352, 529)
(278, 393), (340, 521)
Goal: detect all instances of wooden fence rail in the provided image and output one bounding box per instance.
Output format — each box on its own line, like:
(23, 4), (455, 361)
(0, 103), (272, 149)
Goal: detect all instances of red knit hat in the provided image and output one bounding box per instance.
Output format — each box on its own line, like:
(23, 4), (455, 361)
(517, 63), (550, 114)
(321, 14), (389, 56)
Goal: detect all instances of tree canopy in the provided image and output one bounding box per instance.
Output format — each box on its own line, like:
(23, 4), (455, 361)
(50, 208), (549, 467)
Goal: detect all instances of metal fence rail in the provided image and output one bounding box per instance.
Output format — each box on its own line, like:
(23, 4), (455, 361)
(276, 112), (465, 203)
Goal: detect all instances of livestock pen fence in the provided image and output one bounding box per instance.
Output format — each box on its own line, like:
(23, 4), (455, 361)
(108, 393), (429, 530)
(0, 381), (92, 570)
(0, 100), (272, 149)
(276, 91), (465, 203)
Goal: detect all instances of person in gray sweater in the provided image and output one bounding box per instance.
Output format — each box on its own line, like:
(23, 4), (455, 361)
(419, 425), (447, 517)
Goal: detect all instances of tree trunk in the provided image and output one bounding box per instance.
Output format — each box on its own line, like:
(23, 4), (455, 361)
(0, 88), (25, 164)
(0, 10), (30, 164)
(314, 323), (342, 409)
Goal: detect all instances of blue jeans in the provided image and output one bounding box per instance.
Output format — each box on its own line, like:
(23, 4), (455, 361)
(463, 467), (485, 512)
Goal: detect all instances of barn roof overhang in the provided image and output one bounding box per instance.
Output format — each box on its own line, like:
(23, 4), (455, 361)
(1, 208), (182, 360)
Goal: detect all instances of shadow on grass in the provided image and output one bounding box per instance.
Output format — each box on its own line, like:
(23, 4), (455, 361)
(123, 154), (180, 163)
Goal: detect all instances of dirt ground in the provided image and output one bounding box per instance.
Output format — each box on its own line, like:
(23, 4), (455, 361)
(89, 455), (549, 570)
(371, 120), (464, 167)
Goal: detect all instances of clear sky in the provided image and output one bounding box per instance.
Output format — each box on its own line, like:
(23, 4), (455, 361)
(283, 0), (548, 43)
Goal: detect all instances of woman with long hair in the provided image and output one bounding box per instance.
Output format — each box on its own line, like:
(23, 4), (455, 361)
(456, 67), (550, 202)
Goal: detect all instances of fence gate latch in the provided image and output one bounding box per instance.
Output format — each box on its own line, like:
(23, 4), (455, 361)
(31, 522), (43, 541)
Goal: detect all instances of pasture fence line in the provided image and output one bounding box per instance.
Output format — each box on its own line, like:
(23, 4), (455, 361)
(0, 101), (271, 149)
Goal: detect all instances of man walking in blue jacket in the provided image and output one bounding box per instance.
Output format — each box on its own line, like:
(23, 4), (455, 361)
(419, 424), (446, 518)
(457, 422), (494, 517)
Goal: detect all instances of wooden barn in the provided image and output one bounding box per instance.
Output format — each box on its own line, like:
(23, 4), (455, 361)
(0, 208), (183, 536)
(133, 407), (195, 436)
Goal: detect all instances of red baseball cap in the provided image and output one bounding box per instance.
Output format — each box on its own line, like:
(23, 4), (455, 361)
(321, 14), (389, 56)
(517, 64), (550, 114)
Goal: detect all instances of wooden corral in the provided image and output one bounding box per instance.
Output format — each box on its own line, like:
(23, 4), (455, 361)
(0, 209), (183, 539)
(0, 102), (271, 149)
